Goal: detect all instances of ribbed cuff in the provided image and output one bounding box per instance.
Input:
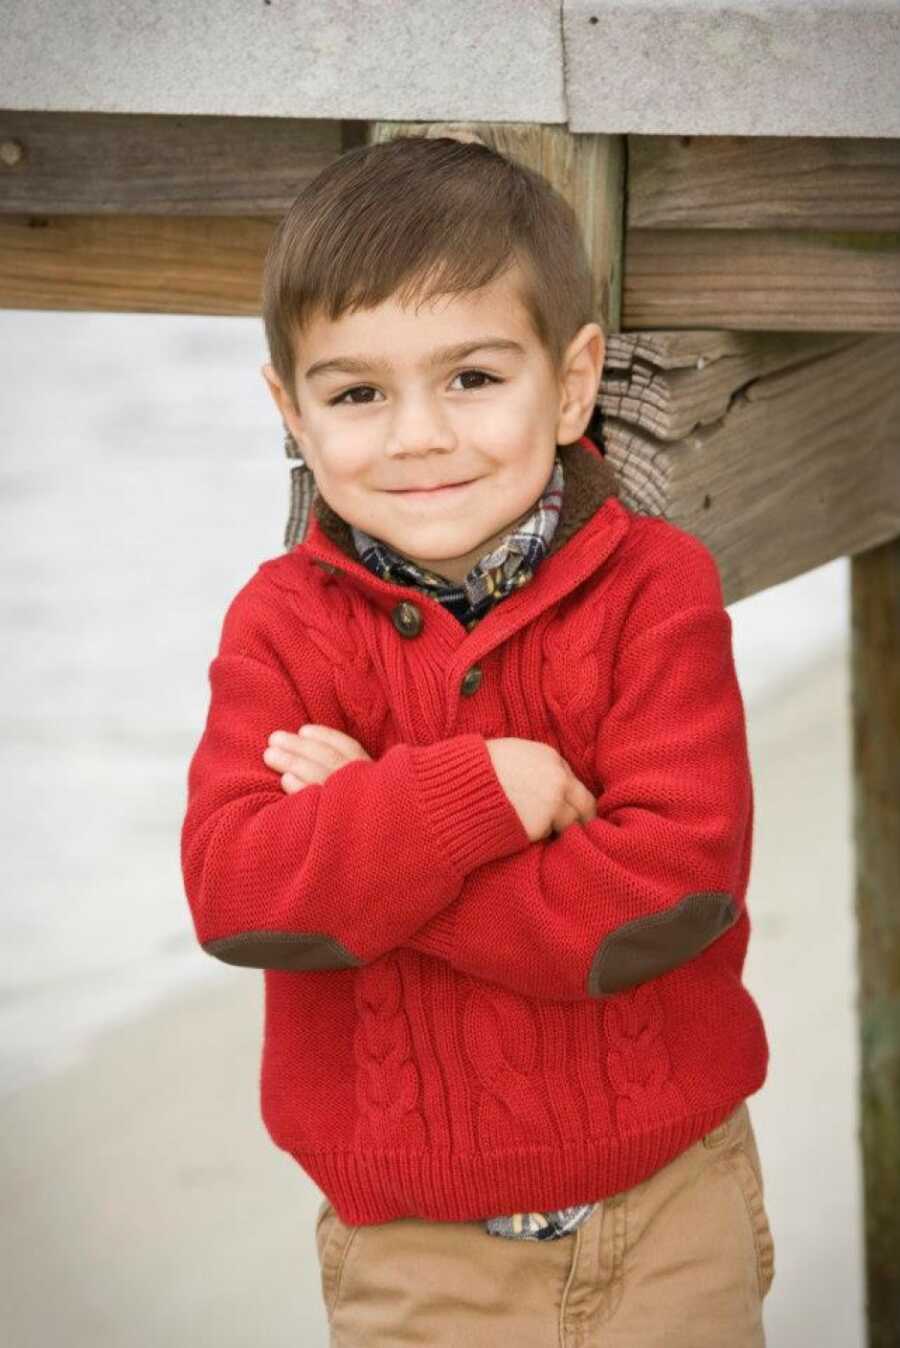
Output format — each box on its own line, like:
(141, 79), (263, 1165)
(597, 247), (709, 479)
(405, 733), (530, 878)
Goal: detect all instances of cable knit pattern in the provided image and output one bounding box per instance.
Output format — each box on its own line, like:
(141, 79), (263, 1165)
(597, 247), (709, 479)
(463, 983), (553, 1150)
(353, 958), (427, 1151)
(180, 435), (769, 1226)
(603, 984), (682, 1133)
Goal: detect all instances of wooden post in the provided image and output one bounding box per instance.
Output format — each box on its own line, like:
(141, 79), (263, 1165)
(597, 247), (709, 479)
(850, 535), (900, 1347)
(366, 121), (625, 336)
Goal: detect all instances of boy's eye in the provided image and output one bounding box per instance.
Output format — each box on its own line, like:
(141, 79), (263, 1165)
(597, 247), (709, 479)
(334, 385), (382, 404)
(328, 369), (501, 407)
(447, 369), (498, 390)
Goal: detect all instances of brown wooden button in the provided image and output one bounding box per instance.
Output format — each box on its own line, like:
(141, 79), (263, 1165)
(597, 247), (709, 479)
(391, 601), (423, 637)
(460, 665), (482, 696)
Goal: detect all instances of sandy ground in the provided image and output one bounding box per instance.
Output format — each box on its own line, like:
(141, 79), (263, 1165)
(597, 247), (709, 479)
(0, 641), (864, 1348)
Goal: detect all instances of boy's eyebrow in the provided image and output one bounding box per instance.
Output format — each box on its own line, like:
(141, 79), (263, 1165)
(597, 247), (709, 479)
(428, 342), (528, 369)
(304, 355), (385, 382)
(304, 338), (526, 381)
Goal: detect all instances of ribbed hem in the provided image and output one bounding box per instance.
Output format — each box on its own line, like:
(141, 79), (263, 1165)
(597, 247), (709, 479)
(406, 733), (531, 877)
(289, 1098), (753, 1226)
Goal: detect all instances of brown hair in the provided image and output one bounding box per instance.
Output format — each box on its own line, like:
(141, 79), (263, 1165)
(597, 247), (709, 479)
(261, 134), (598, 410)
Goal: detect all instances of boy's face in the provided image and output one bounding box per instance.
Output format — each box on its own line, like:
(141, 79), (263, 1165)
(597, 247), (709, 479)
(262, 263), (604, 585)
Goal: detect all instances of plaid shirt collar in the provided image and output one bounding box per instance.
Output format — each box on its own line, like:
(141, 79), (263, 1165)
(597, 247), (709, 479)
(350, 455), (565, 631)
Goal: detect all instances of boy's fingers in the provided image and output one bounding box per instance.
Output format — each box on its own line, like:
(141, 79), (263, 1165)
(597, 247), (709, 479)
(551, 797), (579, 835)
(264, 743), (339, 774)
(269, 727), (359, 752)
(295, 725), (370, 757)
(266, 735), (334, 761)
(564, 775), (597, 824)
(296, 738), (345, 767)
(279, 756), (330, 787)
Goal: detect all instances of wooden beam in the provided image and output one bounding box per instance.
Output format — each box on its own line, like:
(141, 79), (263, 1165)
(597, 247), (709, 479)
(0, 121), (629, 323)
(4, 117), (900, 334)
(850, 535), (900, 1346)
(0, 213), (277, 314)
(623, 229), (900, 332)
(0, 110), (345, 215)
(599, 330), (900, 601)
(7, 216), (896, 332)
(8, 210), (898, 332)
(367, 121), (626, 333)
(628, 135), (900, 231)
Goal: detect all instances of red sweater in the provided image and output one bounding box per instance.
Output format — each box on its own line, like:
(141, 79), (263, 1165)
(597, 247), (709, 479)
(181, 435), (768, 1226)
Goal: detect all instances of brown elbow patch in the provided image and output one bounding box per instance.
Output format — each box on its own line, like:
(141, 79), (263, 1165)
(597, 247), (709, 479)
(587, 892), (738, 997)
(202, 931), (365, 972)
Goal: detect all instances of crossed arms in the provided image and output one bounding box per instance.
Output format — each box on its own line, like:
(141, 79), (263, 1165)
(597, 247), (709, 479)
(181, 554), (752, 1002)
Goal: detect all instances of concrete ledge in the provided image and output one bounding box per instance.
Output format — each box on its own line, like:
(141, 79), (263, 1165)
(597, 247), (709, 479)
(564, 0), (900, 138)
(3, 0), (897, 137)
(2, 0), (565, 123)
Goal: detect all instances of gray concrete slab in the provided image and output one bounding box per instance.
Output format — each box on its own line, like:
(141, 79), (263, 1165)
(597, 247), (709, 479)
(565, 0), (900, 137)
(3, 0), (897, 136)
(1, 0), (565, 122)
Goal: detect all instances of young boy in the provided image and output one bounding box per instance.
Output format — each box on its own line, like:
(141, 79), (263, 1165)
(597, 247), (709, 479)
(181, 134), (775, 1346)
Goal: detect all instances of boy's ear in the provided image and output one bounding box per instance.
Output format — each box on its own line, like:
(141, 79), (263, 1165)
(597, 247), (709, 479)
(261, 363), (305, 445)
(555, 323), (606, 446)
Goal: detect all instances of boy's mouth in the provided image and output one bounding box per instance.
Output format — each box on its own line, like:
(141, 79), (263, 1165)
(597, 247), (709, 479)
(387, 478), (476, 496)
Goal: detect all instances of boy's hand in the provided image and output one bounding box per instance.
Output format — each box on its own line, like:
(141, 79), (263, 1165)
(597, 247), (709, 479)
(261, 728), (595, 838)
(263, 725), (372, 794)
(485, 737), (597, 841)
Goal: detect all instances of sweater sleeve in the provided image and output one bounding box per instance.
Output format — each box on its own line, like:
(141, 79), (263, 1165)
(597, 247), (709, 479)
(404, 548), (754, 1002)
(180, 588), (530, 972)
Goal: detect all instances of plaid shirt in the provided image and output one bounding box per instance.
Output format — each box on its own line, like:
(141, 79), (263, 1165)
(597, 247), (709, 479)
(351, 451), (598, 1241)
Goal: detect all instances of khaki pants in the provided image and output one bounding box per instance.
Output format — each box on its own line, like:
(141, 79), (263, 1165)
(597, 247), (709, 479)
(314, 1099), (775, 1347)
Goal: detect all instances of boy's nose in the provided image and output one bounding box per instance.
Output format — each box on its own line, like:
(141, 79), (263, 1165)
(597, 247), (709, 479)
(385, 396), (456, 457)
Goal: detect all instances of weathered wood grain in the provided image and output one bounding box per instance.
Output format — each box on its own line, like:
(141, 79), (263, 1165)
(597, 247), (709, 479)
(599, 331), (900, 601)
(850, 534), (900, 1348)
(628, 135), (900, 231)
(0, 111), (344, 215)
(0, 213), (277, 313)
(623, 228), (900, 332)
